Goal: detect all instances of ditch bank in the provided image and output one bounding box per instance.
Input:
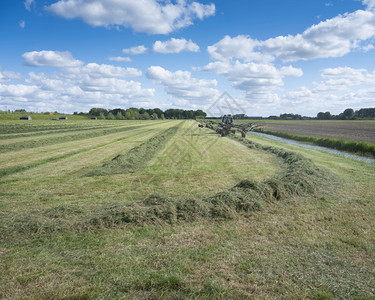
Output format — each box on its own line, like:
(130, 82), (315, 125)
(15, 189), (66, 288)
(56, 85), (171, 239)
(252, 129), (375, 160)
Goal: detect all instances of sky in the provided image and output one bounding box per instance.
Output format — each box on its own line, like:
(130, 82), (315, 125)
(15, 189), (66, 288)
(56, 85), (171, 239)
(1, 0), (375, 117)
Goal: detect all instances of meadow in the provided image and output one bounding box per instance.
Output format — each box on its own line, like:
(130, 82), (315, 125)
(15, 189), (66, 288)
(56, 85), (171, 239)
(0, 119), (374, 299)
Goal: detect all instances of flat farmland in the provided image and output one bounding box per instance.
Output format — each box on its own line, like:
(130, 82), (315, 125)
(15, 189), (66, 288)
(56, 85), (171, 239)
(1, 119), (374, 299)
(256, 120), (375, 144)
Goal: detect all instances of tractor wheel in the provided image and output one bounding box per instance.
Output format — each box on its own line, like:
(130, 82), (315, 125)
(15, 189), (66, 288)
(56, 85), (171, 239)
(241, 130), (246, 138)
(221, 130), (226, 137)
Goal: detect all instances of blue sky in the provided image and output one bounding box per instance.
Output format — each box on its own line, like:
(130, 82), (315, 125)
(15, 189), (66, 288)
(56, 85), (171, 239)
(1, 0), (375, 116)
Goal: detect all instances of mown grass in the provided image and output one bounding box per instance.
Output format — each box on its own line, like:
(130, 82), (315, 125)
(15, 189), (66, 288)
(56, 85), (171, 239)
(1, 126), (339, 236)
(0, 123), (151, 153)
(87, 123), (182, 176)
(0, 113), (89, 121)
(1, 120), (374, 299)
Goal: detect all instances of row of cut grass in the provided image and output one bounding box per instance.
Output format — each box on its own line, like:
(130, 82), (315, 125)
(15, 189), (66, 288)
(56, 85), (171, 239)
(0, 120), (100, 134)
(0, 133), (340, 237)
(87, 123), (183, 176)
(0, 123), (120, 142)
(0, 122), (157, 153)
(0, 127), (158, 178)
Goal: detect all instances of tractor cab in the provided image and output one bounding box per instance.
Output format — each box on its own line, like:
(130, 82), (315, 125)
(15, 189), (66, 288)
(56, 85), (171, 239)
(221, 114), (233, 125)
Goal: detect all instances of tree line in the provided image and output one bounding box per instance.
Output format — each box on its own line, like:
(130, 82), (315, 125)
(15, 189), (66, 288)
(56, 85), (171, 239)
(316, 108), (375, 120)
(77, 107), (207, 120)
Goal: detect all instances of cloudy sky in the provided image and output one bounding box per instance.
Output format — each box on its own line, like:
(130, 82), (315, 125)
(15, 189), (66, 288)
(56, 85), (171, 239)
(1, 0), (375, 116)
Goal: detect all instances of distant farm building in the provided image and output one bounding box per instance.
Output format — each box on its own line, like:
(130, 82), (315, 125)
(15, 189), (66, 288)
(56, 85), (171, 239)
(59, 116), (68, 120)
(91, 117), (97, 120)
(20, 115), (32, 120)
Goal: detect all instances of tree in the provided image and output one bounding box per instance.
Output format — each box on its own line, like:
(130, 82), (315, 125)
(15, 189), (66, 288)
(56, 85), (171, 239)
(116, 111), (124, 120)
(141, 112), (150, 120)
(343, 108), (354, 120)
(195, 109), (207, 118)
(317, 111), (331, 120)
(89, 107), (108, 117)
(124, 109), (135, 120)
(107, 112), (115, 120)
(355, 108), (375, 119)
(153, 108), (163, 118)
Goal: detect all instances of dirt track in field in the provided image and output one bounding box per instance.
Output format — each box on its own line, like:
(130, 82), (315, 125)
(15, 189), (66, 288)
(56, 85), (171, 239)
(256, 121), (375, 144)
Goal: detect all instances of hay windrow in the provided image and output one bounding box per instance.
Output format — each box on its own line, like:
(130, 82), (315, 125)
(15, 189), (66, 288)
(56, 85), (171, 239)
(0, 135), (341, 238)
(87, 124), (181, 176)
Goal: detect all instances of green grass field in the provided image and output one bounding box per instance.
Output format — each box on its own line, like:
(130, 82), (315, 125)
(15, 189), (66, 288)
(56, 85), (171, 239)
(1, 120), (374, 299)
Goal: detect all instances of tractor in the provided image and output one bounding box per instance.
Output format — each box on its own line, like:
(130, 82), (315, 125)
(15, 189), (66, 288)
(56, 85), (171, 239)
(215, 114), (259, 137)
(216, 115), (237, 137)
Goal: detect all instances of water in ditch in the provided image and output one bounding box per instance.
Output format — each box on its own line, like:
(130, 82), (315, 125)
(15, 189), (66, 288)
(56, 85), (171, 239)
(248, 132), (375, 164)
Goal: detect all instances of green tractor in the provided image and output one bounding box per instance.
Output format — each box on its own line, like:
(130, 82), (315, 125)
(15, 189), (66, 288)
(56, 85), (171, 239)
(216, 115), (237, 137)
(215, 114), (258, 137)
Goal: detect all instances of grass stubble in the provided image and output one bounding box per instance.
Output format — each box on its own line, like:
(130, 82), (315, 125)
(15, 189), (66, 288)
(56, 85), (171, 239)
(0, 120), (374, 299)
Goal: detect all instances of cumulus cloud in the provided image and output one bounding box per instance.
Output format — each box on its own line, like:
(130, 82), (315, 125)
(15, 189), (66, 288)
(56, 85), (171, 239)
(203, 6), (375, 108)
(262, 10), (375, 62)
(153, 38), (199, 54)
(363, 0), (375, 10)
(146, 66), (219, 104)
(313, 66), (375, 92)
(108, 56), (132, 62)
(203, 60), (302, 97)
(208, 9), (375, 63)
(0, 70), (20, 82)
(22, 50), (83, 67)
(0, 83), (39, 98)
(45, 0), (215, 34)
(0, 58), (153, 113)
(80, 63), (141, 78)
(207, 35), (269, 63)
(122, 45), (148, 55)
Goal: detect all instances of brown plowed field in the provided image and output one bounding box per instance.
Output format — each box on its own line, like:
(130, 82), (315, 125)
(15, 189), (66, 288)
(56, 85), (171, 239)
(257, 121), (375, 144)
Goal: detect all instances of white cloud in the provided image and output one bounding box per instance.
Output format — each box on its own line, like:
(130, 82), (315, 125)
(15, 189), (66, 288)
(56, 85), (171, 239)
(313, 66), (375, 91)
(203, 60), (302, 97)
(45, 0), (215, 34)
(153, 38), (199, 54)
(274, 66), (375, 116)
(122, 45), (148, 55)
(208, 9), (375, 63)
(363, 0), (375, 10)
(0, 70), (20, 82)
(0, 83), (38, 97)
(202, 6), (375, 112)
(19, 20), (26, 29)
(207, 35), (269, 63)
(261, 10), (375, 62)
(146, 66), (219, 104)
(108, 56), (132, 62)
(0, 57), (153, 113)
(80, 63), (141, 78)
(22, 50), (83, 67)
(24, 0), (34, 11)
